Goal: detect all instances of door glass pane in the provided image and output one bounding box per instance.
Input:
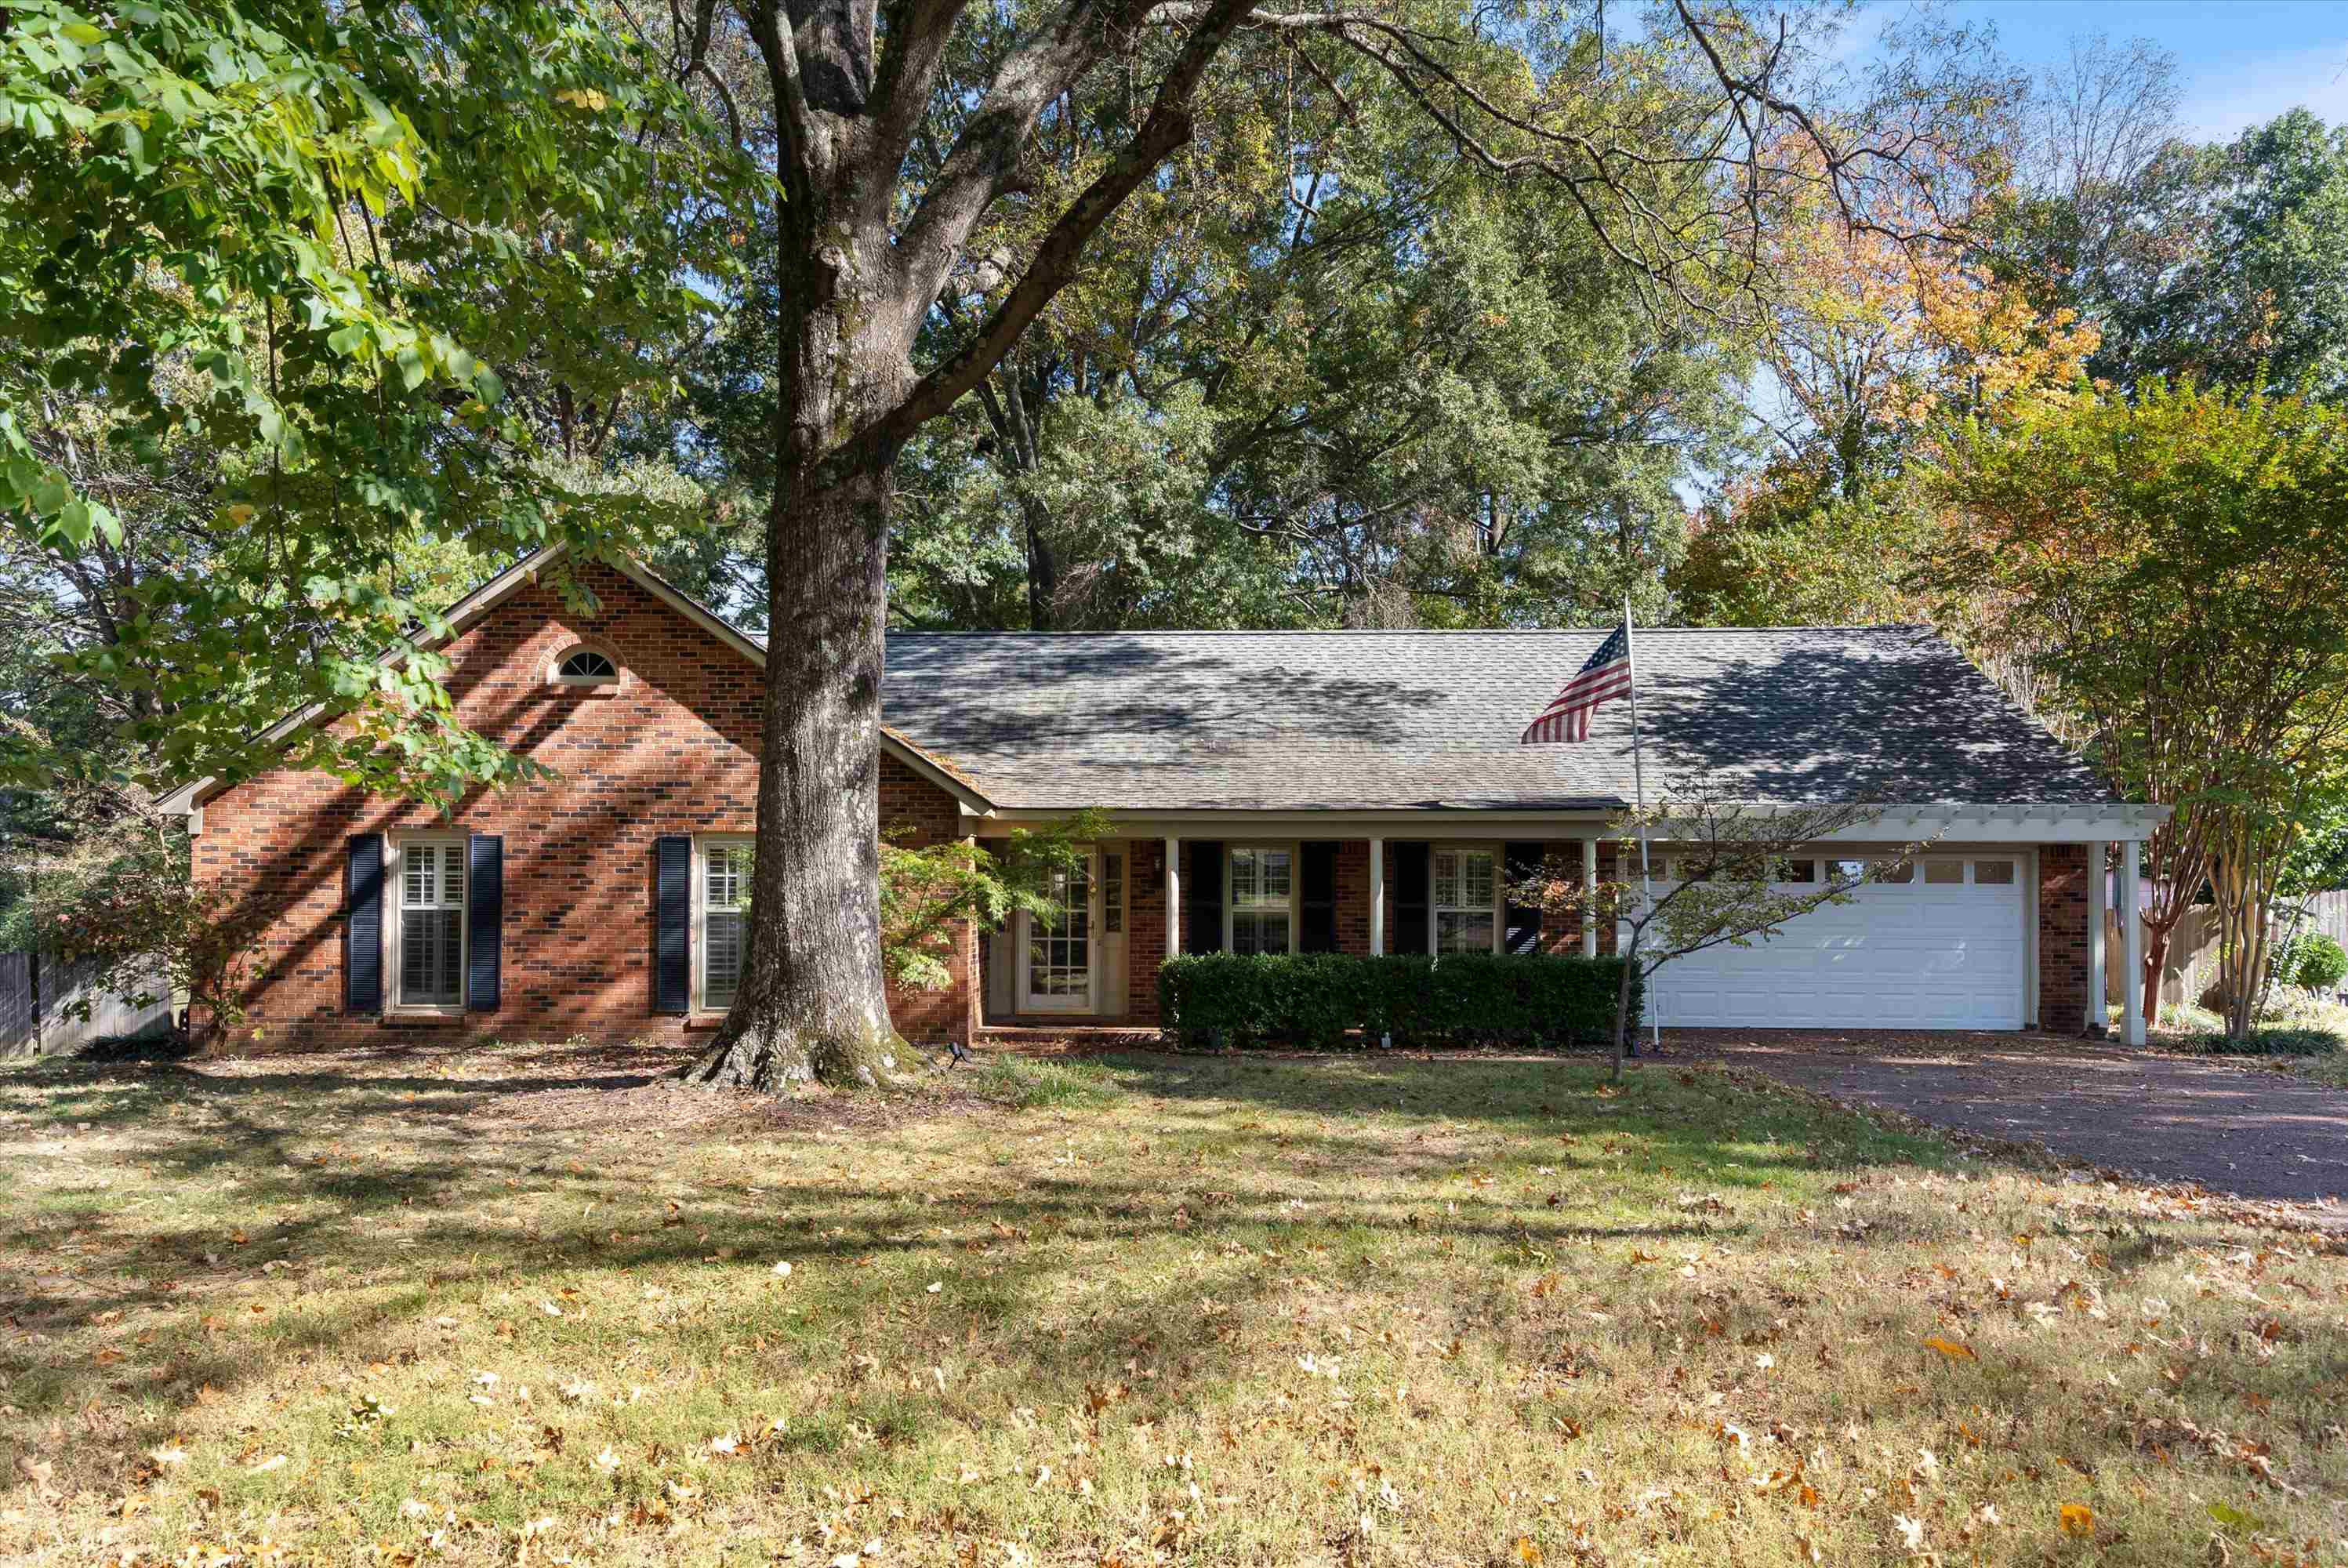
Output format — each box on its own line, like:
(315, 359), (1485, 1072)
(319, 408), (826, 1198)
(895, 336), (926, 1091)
(1028, 858), (1094, 1004)
(1972, 858), (2016, 885)
(1867, 858), (1914, 884)
(1923, 859), (1965, 884)
(1774, 858), (1816, 883)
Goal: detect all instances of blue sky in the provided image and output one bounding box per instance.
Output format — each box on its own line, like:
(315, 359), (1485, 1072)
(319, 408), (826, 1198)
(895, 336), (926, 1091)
(1936, 0), (2348, 140)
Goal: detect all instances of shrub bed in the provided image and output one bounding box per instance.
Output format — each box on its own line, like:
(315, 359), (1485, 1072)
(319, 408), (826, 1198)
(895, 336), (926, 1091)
(1157, 952), (1640, 1050)
(2169, 1025), (2344, 1058)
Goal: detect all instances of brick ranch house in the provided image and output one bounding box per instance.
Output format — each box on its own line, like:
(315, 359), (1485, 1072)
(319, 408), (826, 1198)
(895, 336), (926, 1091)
(159, 548), (2168, 1054)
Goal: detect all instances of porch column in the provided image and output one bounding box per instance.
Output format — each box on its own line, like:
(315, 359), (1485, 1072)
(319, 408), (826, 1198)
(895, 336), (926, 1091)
(1164, 836), (1181, 959)
(2119, 838), (2146, 1047)
(1368, 837), (1385, 956)
(2084, 840), (2107, 1036)
(1580, 837), (1599, 958)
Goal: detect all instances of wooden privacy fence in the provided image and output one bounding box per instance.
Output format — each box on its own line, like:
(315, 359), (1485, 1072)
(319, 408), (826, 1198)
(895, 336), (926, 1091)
(2099, 890), (2348, 1016)
(0, 950), (172, 1056)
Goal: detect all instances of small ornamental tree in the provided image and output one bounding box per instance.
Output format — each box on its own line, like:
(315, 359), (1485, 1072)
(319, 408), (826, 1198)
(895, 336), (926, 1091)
(878, 812), (1106, 995)
(1512, 785), (1927, 1080)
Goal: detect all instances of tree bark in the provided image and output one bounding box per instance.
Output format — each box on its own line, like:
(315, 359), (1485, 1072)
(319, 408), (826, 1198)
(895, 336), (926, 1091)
(680, 178), (914, 1090)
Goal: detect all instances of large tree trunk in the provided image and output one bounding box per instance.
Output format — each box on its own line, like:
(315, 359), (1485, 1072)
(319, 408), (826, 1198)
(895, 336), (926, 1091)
(682, 189), (913, 1091)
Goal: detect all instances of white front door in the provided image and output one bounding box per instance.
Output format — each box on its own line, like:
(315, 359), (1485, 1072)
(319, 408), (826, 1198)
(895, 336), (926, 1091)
(1018, 852), (1098, 1014)
(1643, 854), (2028, 1030)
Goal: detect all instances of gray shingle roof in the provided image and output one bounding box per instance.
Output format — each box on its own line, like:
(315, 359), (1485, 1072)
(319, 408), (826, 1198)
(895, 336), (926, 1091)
(879, 626), (2114, 813)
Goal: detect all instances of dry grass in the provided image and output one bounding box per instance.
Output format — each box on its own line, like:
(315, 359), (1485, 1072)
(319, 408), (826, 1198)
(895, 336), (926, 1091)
(2, 1040), (2344, 1567)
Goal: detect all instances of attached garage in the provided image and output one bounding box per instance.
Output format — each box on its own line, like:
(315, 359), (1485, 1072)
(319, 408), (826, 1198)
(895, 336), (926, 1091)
(1645, 853), (2029, 1031)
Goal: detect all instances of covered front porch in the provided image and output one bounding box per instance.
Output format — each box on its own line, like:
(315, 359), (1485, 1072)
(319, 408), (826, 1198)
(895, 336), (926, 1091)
(960, 808), (2166, 1047)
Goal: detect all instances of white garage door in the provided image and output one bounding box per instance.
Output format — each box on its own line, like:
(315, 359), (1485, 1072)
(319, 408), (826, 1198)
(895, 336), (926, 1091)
(1643, 855), (2027, 1030)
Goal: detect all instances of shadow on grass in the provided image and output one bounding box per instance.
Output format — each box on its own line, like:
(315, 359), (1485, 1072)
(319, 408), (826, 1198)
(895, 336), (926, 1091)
(5, 1038), (2336, 1518)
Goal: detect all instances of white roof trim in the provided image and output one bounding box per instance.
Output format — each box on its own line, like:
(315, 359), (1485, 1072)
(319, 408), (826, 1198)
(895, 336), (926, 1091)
(155, 543), (997, 817)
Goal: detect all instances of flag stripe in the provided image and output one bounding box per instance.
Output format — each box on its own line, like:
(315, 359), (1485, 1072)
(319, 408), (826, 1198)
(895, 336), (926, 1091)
(1519, 623), (1632, 746)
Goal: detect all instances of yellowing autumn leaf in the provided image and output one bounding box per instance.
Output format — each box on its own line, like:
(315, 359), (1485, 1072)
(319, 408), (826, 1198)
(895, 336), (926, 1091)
(2059, 1502), (2095, 1536)
(1922, 1336), (1976, 1361)
(1512, 1536), (1542, 1565)
(555, 87), (609, 111)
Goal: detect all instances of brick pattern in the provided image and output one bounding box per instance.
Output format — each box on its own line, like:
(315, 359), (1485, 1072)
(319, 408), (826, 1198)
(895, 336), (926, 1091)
(194, 561), (971, 1052)
(2038, 842), (2089, 1033)
(1125, 838), (1167, 1020)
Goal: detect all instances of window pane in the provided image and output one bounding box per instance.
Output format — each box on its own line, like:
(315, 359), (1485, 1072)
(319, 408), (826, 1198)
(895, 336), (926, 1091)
(1868, 858), (1914, 884)
(1432, 850), (1459, 909)
(1972, 858), (2016, 886)
(1228, 848), (1259, 907)
(1923, 860), (1965, 885)
(706, 910), (744, 1008)
(1775, 858), (1816, 883)
(441, 844), (463, 907)
(405, 848), (434, 908)
(1829, 858), (1868, 883)
(1259, 850), (1290, 903)
(1461, 851), (1495, 909)
(1230, 848), (1289, 909)
(401, 908), (463, 1005)
(1435, 909), (1496, 955)
(1232, 910), (1290, 956)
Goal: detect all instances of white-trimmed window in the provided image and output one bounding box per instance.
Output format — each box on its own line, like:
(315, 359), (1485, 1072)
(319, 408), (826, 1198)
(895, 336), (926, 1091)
(1432, 845), (1499, 955)
(1227, 845), (1294, 955)
(697, 837), (753, 1011)
(1102, 851), (1124, 935)
(550, 644), (621, 687)
(390, 837), (466, 1010)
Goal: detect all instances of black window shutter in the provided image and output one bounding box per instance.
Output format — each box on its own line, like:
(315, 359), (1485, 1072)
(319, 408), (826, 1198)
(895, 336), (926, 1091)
(467, 834), (503, 1009)
(345, 833), (383, 1014)
(1299, 841), (1340, 953)
(1392, 841), (1432, 956)
(1504, 841), (1544, 956)
(655, 834), (691, 1014)
(1185, 840), (1225, 955)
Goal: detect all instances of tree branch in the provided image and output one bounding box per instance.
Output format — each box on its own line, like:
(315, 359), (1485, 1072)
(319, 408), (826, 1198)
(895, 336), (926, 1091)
(878, 0), (1260, 442)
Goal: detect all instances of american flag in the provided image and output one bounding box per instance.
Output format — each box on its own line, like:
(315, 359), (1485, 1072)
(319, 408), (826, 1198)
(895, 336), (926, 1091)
(1520, 623), (1631, 743)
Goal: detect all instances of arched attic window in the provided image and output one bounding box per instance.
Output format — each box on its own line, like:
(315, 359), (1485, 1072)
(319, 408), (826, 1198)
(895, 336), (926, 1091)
(549, 644), (622, 688)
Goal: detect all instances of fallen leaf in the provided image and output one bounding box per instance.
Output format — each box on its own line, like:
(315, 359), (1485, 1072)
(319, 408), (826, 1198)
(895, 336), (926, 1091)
(2059, 1502), (2094, 1537)
(1923, 1336), (1977, 1362)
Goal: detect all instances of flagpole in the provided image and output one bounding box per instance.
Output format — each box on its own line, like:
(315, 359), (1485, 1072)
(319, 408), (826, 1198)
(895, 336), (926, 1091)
(1624, 589), (1659, 1058)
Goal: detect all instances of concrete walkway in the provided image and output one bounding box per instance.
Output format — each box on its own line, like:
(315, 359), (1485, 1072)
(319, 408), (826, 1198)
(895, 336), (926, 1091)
(1662, 1029), (2348, 1206)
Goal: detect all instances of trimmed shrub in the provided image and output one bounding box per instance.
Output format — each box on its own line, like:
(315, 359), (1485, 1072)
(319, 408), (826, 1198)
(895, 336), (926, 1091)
(1157, 952), (1641, 1051)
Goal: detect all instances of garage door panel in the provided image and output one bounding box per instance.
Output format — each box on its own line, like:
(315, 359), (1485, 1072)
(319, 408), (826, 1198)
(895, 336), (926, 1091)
(1642, 870), (2027, 1030)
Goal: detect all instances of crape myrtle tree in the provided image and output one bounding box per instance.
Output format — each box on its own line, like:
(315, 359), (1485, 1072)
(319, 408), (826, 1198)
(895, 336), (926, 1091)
(1511, 785), (1918, 1081)
(667, 0), (2003, 1090)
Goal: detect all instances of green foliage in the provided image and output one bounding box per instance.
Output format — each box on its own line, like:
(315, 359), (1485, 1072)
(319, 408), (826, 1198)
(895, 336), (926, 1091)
(0, 826), (261, 1032)
(2168, 1024), (2343, 1059)
(1672, 464), (1940, 627)
(2280, 931), (2348, 995)
(1156, 952), (1639, 1051)
(0, 0), (742, 809)
(2092, 111), (2348, 398)
(880, 812), (1107, 991)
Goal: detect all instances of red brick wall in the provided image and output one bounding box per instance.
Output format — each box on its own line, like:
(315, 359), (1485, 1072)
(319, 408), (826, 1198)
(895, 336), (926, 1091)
(2038, 842), (2089, 1033)
(1126, 838), (1166, 1020)
(192, 561), (971, 1052)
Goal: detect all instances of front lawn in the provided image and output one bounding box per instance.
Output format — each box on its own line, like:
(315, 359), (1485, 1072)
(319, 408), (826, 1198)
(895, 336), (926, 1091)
(2, 1043), (2343, 1566)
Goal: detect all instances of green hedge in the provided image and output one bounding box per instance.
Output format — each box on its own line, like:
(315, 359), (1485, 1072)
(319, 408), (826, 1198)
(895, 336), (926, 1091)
(1156, 952), (1641, 1050)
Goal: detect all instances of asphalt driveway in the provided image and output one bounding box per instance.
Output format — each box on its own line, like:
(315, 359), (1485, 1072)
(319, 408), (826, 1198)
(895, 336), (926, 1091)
(1659, 1029), (2348, 1207)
